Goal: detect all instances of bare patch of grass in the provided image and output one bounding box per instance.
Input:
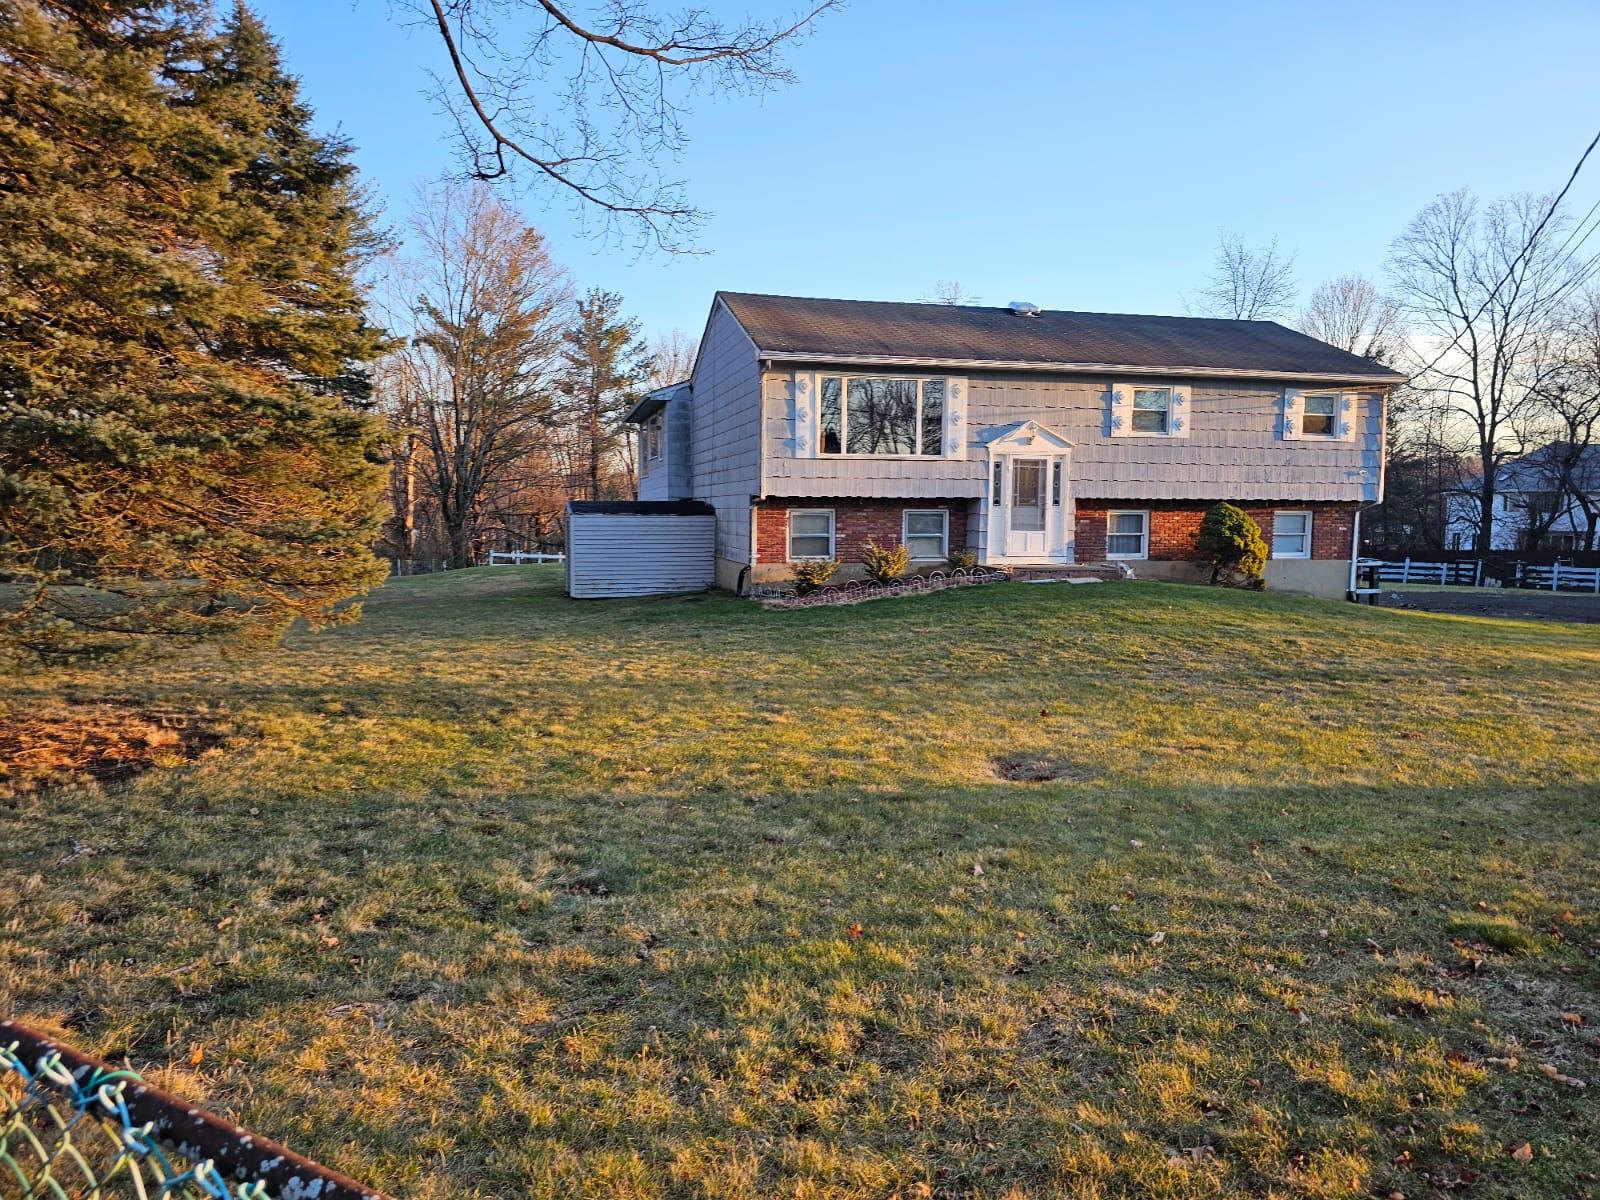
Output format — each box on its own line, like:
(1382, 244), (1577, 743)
(0, 701), (222, 797)
(991, 752), (1097, 782)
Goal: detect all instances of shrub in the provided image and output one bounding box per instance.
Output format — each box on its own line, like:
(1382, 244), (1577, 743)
(1197, 503), (1268, 588)
(790, 559), (838, 595)
(861, 539), (910, 584)
(948, 549), (979, 572)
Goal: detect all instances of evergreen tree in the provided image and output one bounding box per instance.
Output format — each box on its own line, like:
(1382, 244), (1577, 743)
(0, 1), (390, 664)
(557, 289), (650, 500)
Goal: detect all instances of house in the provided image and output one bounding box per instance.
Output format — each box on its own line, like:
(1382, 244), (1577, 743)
(622, 293), (1406, 598)
(1444, 442), (1599, 553)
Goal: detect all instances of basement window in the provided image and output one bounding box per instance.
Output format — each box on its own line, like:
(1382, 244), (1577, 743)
(1272, 510), (1312, 559)
(903, 510), (949, 559)
(1105, 510), (1149, 559)
(788, 510), (835, 561)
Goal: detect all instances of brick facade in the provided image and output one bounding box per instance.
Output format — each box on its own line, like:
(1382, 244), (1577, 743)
(1075, 500), (1357, 562)
(755, 498), (970, 564)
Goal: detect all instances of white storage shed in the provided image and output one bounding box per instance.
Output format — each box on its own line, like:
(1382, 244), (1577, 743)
(565, 500), (717, 598)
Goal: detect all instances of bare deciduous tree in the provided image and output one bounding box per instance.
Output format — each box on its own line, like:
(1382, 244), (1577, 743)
(920, 281), (981, 306)
(1192, 232), (1298, 320)
(1388, 189), (1596, 553)
(385, 181), (572, 568)
(1524, 291), (1600, 548)
(1298, 275), (1402, 362)
(414, 0), (838, 250)
(646, 329), (699, 389)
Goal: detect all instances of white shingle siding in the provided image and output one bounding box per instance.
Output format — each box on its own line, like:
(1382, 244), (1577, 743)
(689, 302), (762, 563)
(758, 369), (1382, 503)
(567, 513), (715, 597)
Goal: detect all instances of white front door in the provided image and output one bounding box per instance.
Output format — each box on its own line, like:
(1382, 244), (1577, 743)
(1006, 458), (1049, 558)
(988, 452), (1072, 564)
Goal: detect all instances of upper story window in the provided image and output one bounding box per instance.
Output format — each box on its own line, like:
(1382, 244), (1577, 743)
(1131, 387), (1171, 433)
(645, 412), (664, 460)
(820, 376), (946, 456)
(1109, 382), (1189, 438)
(1283, 389), (1360, 442)
(1300, 394), (1337, 438)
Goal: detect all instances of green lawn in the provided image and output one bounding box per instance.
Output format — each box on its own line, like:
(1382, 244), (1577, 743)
(3, 569), (1599, 1199)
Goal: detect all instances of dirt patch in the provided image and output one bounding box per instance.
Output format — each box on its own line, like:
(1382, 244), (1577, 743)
(1375, 588), (1600, 624)
(992, 753), (1097, 783)
(0, 702), (222, 797)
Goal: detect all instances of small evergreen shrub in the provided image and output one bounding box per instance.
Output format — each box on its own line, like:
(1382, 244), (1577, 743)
(1197, 503), (1268, 589)
(790, 559), (838, 595)
(861, 539), (911, 584)
(948, 549), (979, 572)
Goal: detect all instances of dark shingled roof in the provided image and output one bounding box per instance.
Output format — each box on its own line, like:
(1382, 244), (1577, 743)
(718, 292), (1405, 382)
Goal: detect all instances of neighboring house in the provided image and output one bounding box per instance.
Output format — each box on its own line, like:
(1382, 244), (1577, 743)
(1444, 443), (1600, 552)
(621, 293), (1405, 597)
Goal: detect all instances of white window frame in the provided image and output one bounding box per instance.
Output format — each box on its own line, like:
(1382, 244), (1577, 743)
(1299, 393), (1339, 439)
(1130, 386), (1173, 435)
(902, 509), (949, 560)
(1272, 509), (1312, 559)
(818, 374), (951, 459)
(1105, 510), (1149, 560)
(787, 509), (836, 562)
(646, 412), (664, 461)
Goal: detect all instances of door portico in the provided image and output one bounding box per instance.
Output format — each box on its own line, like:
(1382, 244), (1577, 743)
(975, 421), (1075, 566)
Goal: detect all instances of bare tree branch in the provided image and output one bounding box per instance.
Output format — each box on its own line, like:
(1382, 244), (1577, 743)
(1191, 232), (1298, 320)
(411, 0), (839, 252)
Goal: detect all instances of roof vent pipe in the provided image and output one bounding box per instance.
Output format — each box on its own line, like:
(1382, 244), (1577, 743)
(1008, 301), (1042, 317)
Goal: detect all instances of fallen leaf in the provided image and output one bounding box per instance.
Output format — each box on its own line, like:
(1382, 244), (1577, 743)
(972, 861), (984, 877)
(1560, 1011), (1583, 1026)
(1510, 1142), (1533, 1163)
(1538, 1063), (1586, 1088)
(847, 922), (863, 939)
(319, 934), (341, 949)
(188, 1046), (203, 1066)
(1129, 839), (1145, 849)
(1149, 931), (1166, 946)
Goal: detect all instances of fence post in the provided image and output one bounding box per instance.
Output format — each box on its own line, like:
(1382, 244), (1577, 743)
(1402, 557), (1411, 583)
(1552, 562), (1561, 591)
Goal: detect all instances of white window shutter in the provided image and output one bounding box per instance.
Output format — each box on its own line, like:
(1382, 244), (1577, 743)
(1168, 385), (1191, 439)
(791, 371), (818, 457)
(1338, 393), (1360, 442)
(944, 377), (967, 459)
(1281, 388), (1304, 441)
(1109, 383), (1132, 437)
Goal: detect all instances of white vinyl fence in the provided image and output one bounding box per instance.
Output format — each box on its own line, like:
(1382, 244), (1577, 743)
(1521, 563), (1600, 592)
(1357, 558), (1482, 586)
(487, 551), (565, 565)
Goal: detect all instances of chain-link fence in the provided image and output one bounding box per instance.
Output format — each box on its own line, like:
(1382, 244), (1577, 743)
(1, 1022), (388, 1200)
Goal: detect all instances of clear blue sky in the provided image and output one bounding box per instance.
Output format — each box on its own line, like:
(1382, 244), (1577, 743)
(257, 0), (1600, 342)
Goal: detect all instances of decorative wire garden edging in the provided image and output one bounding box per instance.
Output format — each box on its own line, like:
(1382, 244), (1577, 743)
(752, 566), (1012, 609)
(1, 1021), (390, 1200)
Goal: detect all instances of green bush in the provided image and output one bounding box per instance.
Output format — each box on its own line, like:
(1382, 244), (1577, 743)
(948, 548), (979, 572)
(790, 559), (839, 595)
(861, 539), (911, 584)
(1197, 503), (1268, 589)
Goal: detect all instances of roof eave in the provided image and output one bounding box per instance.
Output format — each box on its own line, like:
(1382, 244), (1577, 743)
(756, 349), (1406, 387)
(622, 382), (688, 425)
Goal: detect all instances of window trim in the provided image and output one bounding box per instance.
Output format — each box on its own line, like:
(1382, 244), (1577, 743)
(1299, 393), (1339, 439)
(902, 509), (950, 560)
(818, 373), (951, 459)
(1130, 386), (1172, 435)
(1104, 509), (1150, 560)
(786, 508), (836, 562)
(646, 412), (664, 461)
(1271, 509), (1313, 559)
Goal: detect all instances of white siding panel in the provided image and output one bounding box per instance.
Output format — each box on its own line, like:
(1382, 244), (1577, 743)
(567, 513), (715, 598)
(689, 303), (762, 563)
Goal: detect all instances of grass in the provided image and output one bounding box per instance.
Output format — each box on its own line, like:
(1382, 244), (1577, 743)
(3, 568), (1599, 1199)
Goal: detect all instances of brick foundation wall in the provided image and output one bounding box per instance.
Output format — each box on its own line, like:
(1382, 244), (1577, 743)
(755, 498), (970, 564)
(1075, 501), (1357, 562)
